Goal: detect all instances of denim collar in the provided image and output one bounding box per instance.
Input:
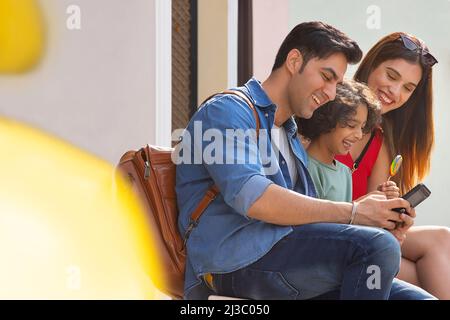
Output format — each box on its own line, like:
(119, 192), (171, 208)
(240, 77), (299, 141)
(242, 77), (275, 109)
(282, 116), (298, 140)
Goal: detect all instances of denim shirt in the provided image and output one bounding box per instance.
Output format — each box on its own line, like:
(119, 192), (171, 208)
(175, 78), (317, 299)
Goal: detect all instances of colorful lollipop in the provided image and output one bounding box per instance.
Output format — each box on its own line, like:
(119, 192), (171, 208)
(388, 155), (403, 181)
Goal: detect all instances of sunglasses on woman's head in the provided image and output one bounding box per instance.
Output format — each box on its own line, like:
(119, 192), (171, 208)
(399, 34), (438, 67)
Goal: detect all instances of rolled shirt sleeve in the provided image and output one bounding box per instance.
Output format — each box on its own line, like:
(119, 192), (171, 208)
(193, 94), (273, 216)
(232, 174), (273, 216)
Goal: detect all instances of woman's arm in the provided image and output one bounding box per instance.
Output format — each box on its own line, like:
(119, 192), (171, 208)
(367, 141), (390, 192)
(367, 141), (400, 199)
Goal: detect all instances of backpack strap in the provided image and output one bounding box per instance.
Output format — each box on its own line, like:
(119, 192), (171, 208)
(200, 89), (261, 139)
(222, 90), (261, 138)
(183, 90), (260, 245)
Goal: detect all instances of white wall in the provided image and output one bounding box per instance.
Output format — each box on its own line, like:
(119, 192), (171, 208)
(254, 0), (450, 226)
(253, 0), (289, 81)
(0, 0), (167, 163)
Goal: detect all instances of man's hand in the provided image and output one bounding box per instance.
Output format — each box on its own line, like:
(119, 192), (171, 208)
(390, 208), (416, 245)
(377, 181), (400, 199)
(353, 191), (414, 230)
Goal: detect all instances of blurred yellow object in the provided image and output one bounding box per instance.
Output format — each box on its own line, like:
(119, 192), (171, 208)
(0, 0), (45, 73)
(0, 117), (165, 299)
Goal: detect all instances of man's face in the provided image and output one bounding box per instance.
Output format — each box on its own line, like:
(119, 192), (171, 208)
(288, 52), (348, 119)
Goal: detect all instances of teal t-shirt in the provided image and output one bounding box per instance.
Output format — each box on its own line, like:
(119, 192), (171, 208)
(307, 155), (352, 202)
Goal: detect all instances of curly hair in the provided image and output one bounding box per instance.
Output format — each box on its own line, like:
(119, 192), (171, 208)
(297, 80), (381, 140)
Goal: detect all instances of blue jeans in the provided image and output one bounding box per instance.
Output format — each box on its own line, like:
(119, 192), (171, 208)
(211, 223), (436, 300)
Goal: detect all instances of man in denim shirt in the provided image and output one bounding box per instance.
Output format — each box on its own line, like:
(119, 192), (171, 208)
(176, 22), (434, 299)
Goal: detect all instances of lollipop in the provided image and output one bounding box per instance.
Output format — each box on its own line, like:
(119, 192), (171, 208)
(388, 155), (403, 181)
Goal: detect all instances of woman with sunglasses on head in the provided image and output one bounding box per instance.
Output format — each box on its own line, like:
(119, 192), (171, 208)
(336, 32), (450, 299)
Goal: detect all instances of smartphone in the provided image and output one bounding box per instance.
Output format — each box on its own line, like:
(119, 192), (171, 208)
(393, 183), (431, 213)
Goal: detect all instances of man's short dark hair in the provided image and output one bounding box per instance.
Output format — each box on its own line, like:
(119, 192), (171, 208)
(297, 80), (381, 140)
(272, 21), (362, 72)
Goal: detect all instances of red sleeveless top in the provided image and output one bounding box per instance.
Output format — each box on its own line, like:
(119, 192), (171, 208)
(335, 129), (383, 200)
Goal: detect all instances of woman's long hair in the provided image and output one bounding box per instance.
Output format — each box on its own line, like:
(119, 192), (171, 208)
(354, 32), (435, 193)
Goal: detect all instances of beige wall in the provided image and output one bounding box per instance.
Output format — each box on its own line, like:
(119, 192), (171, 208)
(197, 0), (228, 105)
(0, 0), (158, 163)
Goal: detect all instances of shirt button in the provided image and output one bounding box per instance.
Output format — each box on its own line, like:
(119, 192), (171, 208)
(282, 160), (286, 165)
(265, 113), (269, 117)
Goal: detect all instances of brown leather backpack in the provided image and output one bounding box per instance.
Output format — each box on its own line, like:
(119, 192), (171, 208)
(116, 90), (260, 299)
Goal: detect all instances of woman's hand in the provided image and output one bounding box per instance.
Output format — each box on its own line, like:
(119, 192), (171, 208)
(377, 181), (400, 199)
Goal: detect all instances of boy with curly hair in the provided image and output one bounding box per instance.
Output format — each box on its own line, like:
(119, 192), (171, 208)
(298, 80), (381, 202)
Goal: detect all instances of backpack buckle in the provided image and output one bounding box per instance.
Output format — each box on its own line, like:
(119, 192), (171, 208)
(183, 219), (198, 247)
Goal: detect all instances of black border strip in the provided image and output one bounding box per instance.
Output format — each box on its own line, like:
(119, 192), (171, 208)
(238, 0), (253, 86)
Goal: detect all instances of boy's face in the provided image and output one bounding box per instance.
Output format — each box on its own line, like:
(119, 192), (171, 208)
(288, 52), (347, 119)
(322, 104), (368, 155)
